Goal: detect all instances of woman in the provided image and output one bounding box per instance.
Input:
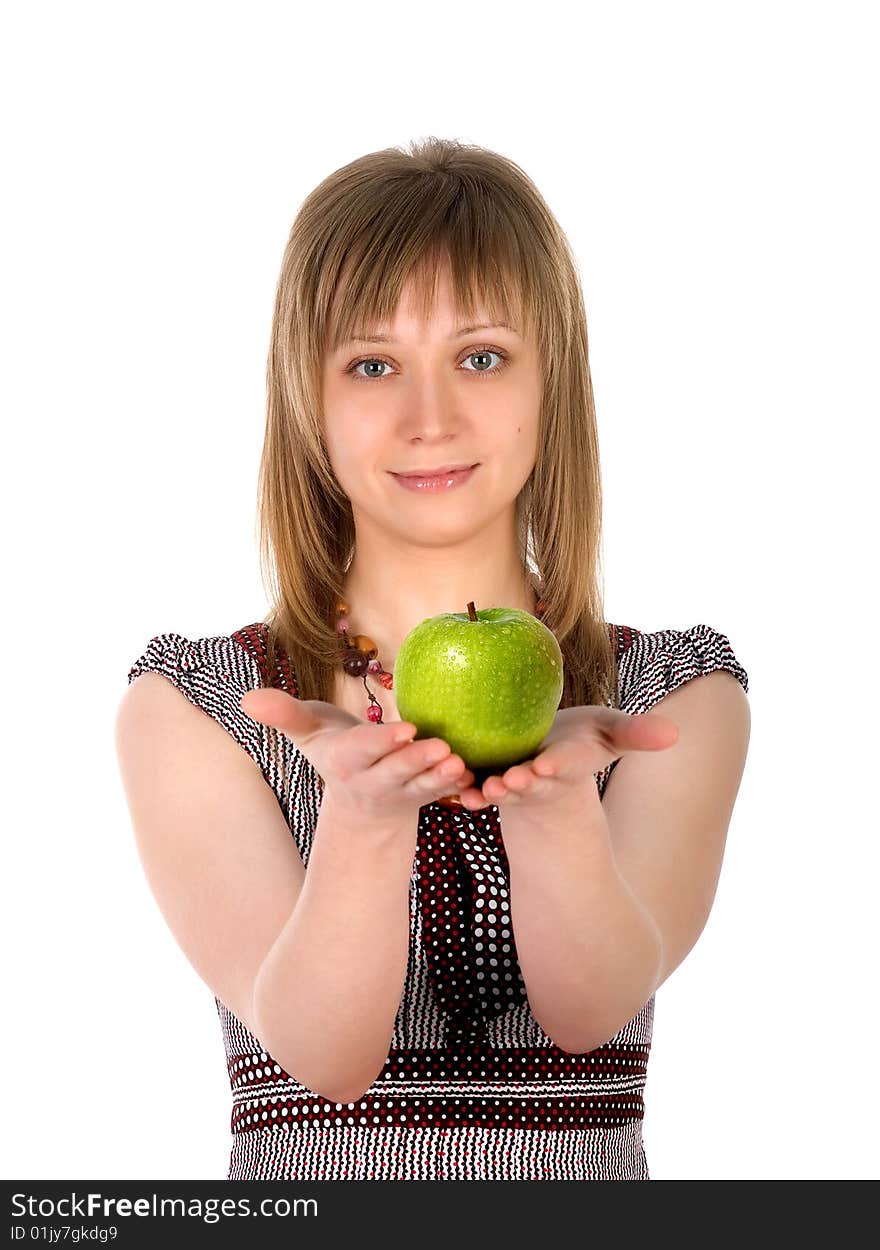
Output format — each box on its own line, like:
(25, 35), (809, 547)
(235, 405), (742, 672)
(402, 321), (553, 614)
(117, 136), (750, 1181)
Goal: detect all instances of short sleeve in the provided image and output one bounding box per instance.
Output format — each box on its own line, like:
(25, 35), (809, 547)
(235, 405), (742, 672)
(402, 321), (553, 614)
(617, 623), (749, 715)
(126, 631), (268, 775)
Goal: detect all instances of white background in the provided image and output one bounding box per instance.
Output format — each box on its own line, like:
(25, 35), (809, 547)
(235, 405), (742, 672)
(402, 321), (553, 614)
(2, 0), (877, 1182)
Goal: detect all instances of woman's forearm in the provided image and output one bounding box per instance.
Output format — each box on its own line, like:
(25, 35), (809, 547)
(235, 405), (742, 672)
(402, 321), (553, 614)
(252, 791), (415, 1103)
(501, 806), (664, 1054)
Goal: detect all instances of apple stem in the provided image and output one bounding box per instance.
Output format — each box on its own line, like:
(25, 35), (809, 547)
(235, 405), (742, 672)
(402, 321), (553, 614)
(467, 601), (477, 621)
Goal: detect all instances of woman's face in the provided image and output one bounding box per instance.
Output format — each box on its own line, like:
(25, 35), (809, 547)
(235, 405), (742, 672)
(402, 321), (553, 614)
(321, 262), (543, 547)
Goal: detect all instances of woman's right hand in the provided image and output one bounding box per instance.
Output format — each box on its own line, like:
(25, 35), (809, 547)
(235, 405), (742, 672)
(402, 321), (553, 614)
(239, 688), (474, 825)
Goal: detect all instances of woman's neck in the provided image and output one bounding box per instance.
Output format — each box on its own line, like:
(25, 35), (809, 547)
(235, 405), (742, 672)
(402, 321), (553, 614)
(340, 567), (543, 673)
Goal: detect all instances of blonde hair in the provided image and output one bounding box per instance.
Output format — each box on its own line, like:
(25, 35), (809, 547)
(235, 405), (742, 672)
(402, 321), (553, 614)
(254, 136), (620, 713)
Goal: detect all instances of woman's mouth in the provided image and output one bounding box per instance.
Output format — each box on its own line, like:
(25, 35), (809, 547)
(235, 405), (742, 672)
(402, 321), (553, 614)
(389, 464), (479, 492)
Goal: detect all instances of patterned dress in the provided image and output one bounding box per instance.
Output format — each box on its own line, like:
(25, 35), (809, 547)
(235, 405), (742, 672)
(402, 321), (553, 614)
(127, 619), (749, 1180)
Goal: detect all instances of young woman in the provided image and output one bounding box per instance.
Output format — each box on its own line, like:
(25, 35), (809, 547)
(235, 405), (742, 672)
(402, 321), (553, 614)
(117, 137), (750, 1181)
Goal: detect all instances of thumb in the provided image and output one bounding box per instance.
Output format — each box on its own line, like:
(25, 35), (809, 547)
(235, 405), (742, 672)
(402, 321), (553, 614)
(626, 711), (679, 750)
(239, 689), (322, 740)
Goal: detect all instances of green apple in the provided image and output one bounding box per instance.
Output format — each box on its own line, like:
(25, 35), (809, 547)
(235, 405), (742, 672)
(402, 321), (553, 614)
(394, 601), (564, 773)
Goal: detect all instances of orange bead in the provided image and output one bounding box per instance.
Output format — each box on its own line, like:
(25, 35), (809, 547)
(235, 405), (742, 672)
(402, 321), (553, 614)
(438, 793), (464, 810)
(335, 599), (350, 617)
(352, 634), (378, 660)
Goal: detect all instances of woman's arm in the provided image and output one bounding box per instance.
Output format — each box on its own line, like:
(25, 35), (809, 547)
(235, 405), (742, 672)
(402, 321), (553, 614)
(501, 814), (664, 1053)
(496, 669), (750, 1052)
(252, 791), (415, 1103)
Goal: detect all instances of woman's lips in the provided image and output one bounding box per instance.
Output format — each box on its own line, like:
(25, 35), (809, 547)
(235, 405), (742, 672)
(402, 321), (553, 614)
(389, 465), (479, 492)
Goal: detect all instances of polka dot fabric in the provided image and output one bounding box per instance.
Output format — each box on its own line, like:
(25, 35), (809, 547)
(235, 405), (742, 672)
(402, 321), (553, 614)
(127, 617), (749, 1180)
(416, 803), (525, 1047)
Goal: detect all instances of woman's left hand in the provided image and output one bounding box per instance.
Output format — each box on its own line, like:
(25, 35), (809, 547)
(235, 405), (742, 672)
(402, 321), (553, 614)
(450, 705), (679, 814)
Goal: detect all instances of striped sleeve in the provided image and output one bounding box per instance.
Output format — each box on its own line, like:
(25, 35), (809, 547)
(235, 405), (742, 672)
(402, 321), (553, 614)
(126, 631), (268, 774)
(617, 623), (749, 715)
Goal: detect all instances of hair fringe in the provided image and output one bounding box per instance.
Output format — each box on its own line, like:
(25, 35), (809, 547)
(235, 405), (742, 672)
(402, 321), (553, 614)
(252, 136), (620, 713)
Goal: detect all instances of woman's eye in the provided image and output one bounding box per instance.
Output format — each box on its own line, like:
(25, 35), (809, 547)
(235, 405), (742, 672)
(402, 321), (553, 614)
(347, 347), (510, 382)
(460, 349), (508, 375)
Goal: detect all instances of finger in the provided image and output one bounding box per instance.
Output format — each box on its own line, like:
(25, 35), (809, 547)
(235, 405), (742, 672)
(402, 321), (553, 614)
(492, 764), (551, 803)
(483, 773), (510, 800)
(240, 689), (411, 769)
(375, 737), (474, 798)
(532, 754), (558, 776)
(593, 706), (678, 748)
(452, 769), (505, 807)
(456, 783), (498, 812)
(543, 706), (678, 754)
(543, 709), (680, 783)
(458, 766), (531, 807)
(425, 757), (476, 797)
(239, 689), (328, 739)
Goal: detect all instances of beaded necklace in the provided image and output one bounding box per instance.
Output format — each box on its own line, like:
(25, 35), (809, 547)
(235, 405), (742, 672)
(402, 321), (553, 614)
(333, 577), (548, 724)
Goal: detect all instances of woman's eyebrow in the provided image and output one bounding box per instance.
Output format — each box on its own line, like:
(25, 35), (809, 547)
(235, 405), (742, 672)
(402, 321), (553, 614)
(340, 322), (519, 346)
